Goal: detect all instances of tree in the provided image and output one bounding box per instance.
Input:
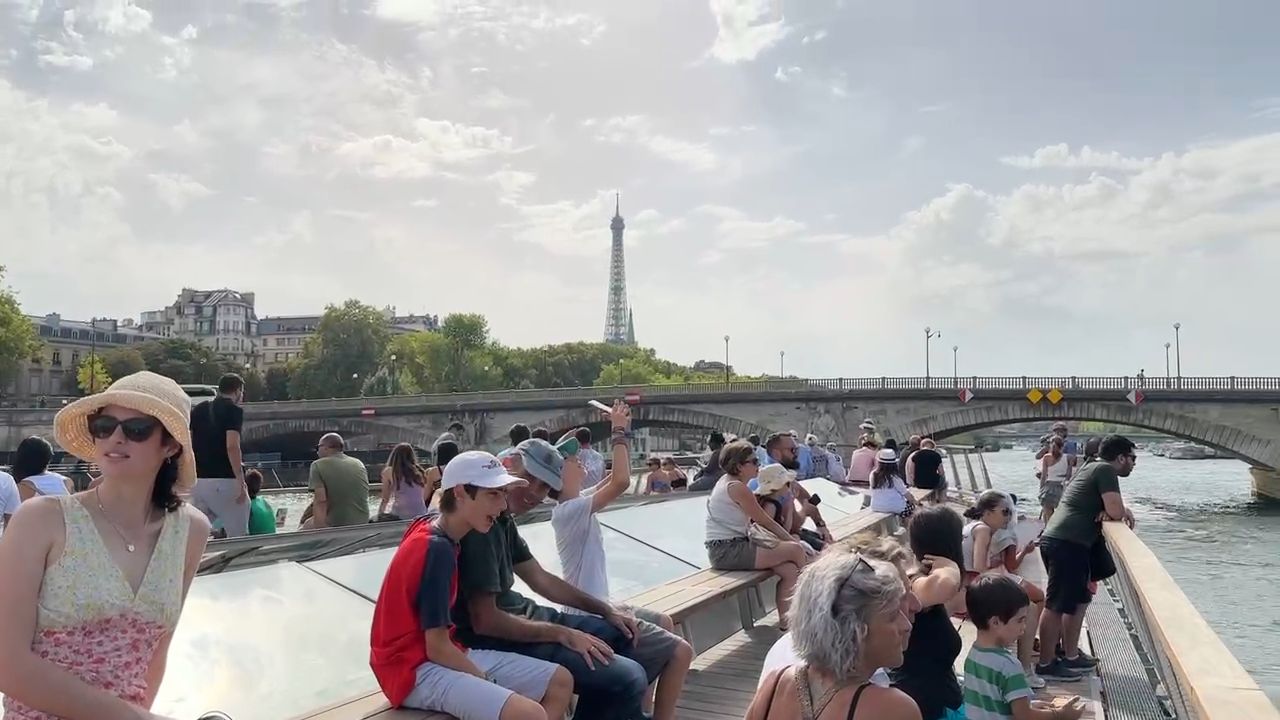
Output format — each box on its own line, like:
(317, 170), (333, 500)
(101, 347), (146, 380)
(289, 300), (390, 399)
(137, 338), (237, 384)
(77, 355), (112, 395)
(263, 366), (292, 401)
(595, 356), (679, 386)
(242, 369), (267, 402)
(0, 267), (40, 394)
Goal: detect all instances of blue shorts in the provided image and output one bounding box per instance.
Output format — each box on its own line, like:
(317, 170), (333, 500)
(940, 705), (967, 720)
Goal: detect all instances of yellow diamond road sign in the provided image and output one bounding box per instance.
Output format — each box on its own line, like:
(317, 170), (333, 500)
(1026, 388), (1044, 404)
(1046, 388), (1064, 405)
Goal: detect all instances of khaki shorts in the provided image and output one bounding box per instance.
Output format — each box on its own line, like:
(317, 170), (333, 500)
(706, 536), (756, 570)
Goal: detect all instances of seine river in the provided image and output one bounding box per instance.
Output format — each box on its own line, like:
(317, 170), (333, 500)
(268, 448), (1280, 703)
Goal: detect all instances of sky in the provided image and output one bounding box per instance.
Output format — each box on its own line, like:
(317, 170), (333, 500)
(2, 0), (1280, 379)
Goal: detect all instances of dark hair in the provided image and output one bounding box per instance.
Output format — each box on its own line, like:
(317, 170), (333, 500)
(153, 430), (183, 513)
(646, 456), (661, 467)
(245, 468), (263, 499)
(966, 573), (1029, 630)
(747, 433), (761, 446)
(438, 484), (480, 513)
(531, 427), (550, 441)
(13, 436), (54, 481)
(963, 489), (1009, 520)
(883, 438), (899, 451)
(386, 443), (424, 489)
(1099, 435), (1136, 462)
(218, 373), (244, 394)
(708, 431), (726, 449)
(871, 460), (900, 489)
(574, 427), (592, 446)
(447, 422), (466, 434)
(508, 423), (531, 446)
(908, 505), (965, 569)
(434, 440), (460, 468)
(1083, 436), (1103, 461)
(720, 440), (758, 476)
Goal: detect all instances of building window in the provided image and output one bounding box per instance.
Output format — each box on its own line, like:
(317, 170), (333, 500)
(70, 352), (79, 366)
(51, 350), (62, 366)
(29, 375), (42, 395)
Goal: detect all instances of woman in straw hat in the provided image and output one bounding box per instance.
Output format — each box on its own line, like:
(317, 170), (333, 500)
(0, 371), (211, 720)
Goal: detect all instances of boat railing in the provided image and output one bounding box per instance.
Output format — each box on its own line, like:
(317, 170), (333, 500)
(1102, 522), (1279, 719)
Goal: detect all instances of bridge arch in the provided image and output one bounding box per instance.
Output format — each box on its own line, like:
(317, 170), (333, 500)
(890, 401), (1280, 469)
(241, 418), (433, 454)
(530, 405), (775, 445)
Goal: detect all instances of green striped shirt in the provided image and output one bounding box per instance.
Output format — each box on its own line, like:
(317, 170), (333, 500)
(963, 645), (1034, 720)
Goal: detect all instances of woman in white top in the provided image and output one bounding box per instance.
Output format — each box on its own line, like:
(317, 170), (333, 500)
(869, 449), (916, 520)
(704, 441), (810, 630)
(12, 437), (73, 500)
(1038, 436), (1074, 523)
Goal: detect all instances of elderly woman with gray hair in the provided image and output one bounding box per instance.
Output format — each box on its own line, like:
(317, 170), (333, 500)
(747, 551), (922, 720)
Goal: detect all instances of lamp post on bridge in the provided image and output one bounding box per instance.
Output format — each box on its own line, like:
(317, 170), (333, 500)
(1173, 322), (1182, 387)
(952, 345), (959, 384)
(924, 326), (941, 385)
(389, 353), (398, 396)
(723, 335), (731, 385)
(779, 350), (785, 378)
(1164, 343), (1171, 386)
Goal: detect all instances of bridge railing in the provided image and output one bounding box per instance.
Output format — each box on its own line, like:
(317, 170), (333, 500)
(5, 376), (1280, 413)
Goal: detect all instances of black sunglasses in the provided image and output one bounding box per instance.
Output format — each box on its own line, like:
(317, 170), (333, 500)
(832, 554), (875, 617)
(88, 413), (162, 443)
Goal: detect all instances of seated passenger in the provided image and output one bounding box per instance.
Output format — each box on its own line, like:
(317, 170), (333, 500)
(245, 469), (276, 536)
(869, 449), (917, 525)
(705, 443), (811, 630)
(12, 436), (74, 500)
(964, 574), (1085, 720)
(963, 491), (1052, 687)
(550, 401), (693, 720)
(643, 457), (672, 495)
(747, 551), (921, 720)
(454, 442), (665, 720)
(892, 505), (966, 720)
(370, 450), (572, 720)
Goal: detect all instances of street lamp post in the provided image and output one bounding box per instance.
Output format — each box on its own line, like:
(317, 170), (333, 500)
(389, 354), (398, 396)
(88, 317), (99, 393)
(952, 345), (959, 382)
(723, 335), (731, 385)
(924, 327), (941, 385)
(1164, 342), (1171, 386)
(198, 358), (207, 384)
(779, 350), (785, 378)
(353, 372), (361, 397)
(1173, 322), (1182, 387)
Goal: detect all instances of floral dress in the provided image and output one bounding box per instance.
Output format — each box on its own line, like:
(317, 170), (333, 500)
(4, 495), (189, 718)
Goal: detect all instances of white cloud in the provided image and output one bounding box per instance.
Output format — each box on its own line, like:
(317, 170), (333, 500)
(1251, 98), (1280, 120)
(899, 135), (926, 157)
(330, 119), (514, 179)
(411, 198), (440, 208)
(147, 172), (212, 211)
(374, 0), (605, 46)
(586, 116), (719, 173)
(801, 29), (827, 45)
(774, 65), (801, 83)
(1000, 143), (1154, 171)
(488, 167), (537, 197)
(74, 0), (153, 35)
(707, 0), (789, 63)
(34, 40), (93, 70)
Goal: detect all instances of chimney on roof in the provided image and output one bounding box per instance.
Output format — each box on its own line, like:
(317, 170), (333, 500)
(45, 313), (61, 328)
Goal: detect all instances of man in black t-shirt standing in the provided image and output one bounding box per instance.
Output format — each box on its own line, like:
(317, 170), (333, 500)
(189, 373), (249, 537)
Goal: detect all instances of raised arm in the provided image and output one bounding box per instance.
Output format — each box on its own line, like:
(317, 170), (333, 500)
(591, 400), (633, 513)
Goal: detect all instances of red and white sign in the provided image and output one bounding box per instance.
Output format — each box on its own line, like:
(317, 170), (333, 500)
(625, 392), (642, 405)
(958, 388), (974, 404)
(361, 407), (377, 416)
(1126, 390), (1144, 406)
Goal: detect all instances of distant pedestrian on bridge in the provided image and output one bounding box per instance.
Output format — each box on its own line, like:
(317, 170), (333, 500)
(190, 373), (250, 537)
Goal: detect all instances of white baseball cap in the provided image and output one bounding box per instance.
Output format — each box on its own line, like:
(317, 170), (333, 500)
(442, 450), (529, 490)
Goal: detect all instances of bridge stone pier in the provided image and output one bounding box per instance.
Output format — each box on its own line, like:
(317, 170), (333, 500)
(4, 376), (1280, 498)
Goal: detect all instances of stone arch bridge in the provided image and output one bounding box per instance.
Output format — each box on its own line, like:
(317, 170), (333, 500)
(4, 377), (1279, 486)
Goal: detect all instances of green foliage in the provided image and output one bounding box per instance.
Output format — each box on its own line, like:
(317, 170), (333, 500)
(289, 300), (390, 399)
(242, 369), (267, 402)
(76, 355), (112, 394)
(0, 267), (40, 392)
(137, 338), (238, 384)
(100, 347), (146, 380)
(263, 366), (292, 401)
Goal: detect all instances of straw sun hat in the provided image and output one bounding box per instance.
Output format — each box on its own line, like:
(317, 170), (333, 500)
(53, 371), (197, 493)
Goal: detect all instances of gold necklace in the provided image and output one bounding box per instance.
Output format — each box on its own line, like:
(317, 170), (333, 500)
(95, 487), (145, 553)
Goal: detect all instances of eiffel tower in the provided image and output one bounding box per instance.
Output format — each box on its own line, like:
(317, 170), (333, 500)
(603, 194), (635, 345)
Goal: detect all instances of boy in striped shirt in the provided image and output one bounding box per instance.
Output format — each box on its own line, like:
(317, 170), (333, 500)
(964, 574), (1086, 720)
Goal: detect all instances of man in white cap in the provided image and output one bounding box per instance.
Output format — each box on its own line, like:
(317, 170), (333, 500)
(370, 451), (573, 718)
(453, 439), (658, 719)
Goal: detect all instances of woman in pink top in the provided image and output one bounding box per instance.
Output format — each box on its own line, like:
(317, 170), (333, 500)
(0, 372), (211, 720)
(847, 436), (880, 485)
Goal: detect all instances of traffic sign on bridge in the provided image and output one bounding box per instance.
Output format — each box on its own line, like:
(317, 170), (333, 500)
(958, 388), (974, 404)
(1126, 389), (1145, 406)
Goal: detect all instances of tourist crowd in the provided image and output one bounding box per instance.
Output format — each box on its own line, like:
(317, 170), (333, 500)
(0, 369), (1136, 720)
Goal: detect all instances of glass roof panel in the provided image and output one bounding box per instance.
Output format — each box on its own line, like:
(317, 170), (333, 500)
(304, 547), (396, 601)
(799, 479), (868, 516)
(598, 496), (715, 569)
(153, 563), (377, 720)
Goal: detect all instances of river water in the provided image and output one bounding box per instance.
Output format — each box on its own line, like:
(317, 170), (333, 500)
(265, 449), (1280, 702)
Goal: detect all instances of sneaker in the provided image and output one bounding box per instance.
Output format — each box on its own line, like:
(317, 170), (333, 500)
(1060, 652), (1100, 669)
(1035, 659), (1084, 680)
(1025, 671), (1047, 689)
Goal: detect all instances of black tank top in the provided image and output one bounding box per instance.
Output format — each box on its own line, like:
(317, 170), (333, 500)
(890, 604), (962, 719)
